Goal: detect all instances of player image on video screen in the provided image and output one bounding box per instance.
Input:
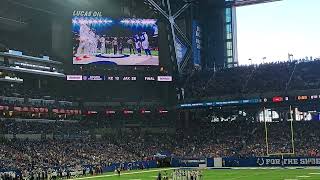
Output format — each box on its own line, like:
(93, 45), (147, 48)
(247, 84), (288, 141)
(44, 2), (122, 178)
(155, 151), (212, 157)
(72, 17), (159, 66)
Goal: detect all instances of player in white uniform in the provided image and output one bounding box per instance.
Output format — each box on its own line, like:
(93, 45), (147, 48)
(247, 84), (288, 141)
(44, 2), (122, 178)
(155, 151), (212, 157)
(88, 30), (96, 54)
(88, 32), (92, 54)
(100, 36), (106, 54)
(93, 34), (99, 54)
(141, 32), (151, 56)
(77, 23), (90, 55)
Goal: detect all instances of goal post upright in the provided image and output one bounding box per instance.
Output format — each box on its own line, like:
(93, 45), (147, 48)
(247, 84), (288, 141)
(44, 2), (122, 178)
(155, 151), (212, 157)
(264, 106), (296, 157)
(263, 107), (270, 156)
(289, 105), (296, 155)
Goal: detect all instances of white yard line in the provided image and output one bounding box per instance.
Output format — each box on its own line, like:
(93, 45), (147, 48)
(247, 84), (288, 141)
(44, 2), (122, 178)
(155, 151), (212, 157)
(296, 175), (310, 178)
(309, 173), (320, 175)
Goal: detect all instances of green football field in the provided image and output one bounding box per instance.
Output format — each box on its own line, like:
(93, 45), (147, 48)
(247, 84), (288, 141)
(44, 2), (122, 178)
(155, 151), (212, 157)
(74, 168), (320, 180)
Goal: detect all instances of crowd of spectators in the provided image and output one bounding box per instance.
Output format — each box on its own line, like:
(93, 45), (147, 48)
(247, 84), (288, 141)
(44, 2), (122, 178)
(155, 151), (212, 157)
(1, 118), (320, 179)
(0, 119), (89, 135)
(182, 60), (320, 100)
(0, 139), (137, 179)
(0, 83), (75, 105)
(2, 59), (320, 179)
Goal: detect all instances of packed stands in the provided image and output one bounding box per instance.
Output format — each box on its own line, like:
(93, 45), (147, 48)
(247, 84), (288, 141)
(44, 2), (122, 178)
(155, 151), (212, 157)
(1, 118), (320, 179)
(2, 59), (320, 179)
(182, 60), (320, 100)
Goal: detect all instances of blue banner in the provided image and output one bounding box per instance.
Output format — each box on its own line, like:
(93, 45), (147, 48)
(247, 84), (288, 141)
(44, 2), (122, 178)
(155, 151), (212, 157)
(223, 157), (320, 167)
(192, 21), (201, 67)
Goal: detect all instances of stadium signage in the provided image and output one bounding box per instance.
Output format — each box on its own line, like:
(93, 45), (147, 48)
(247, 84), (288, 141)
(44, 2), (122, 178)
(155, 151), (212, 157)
(272, 96), (283, 103)
(106, 76), (120, 81)
(256, 157), (320, 166)
(297, 95), (308, 100)
(13, 106), (49, 113)
(52, 108), (81, 115)
(66, 75), (82, 81)
(179, 99), (261, 108)
(82, 75), (104, 81)
(159, 109), (168, 113)
(123, 110), (134, 114)
(122, 76), (137, 81)
(66, 75), (173, 82)
(171, 158), (210, 167)
(157, 76), (173, 82)
(180, 159), (206, 163)
(72, 11), (102, 17)
(192, 21), (201, 67)
(106, 110), (116, 114)
(87, 111), (98, 114)
(141, 109), (151, 114)
(144, 77), (155, 81)
(224, 157), (320, 167)
(183, 103), (204, 107)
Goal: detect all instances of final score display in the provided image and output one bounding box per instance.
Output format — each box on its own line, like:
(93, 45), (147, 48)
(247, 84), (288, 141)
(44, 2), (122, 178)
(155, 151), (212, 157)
(66, 75), (172, 82)
(72, 11), (159, 66)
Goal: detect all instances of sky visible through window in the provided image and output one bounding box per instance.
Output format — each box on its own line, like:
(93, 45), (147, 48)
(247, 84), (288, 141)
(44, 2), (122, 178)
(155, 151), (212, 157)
(236, 0), (320, 65)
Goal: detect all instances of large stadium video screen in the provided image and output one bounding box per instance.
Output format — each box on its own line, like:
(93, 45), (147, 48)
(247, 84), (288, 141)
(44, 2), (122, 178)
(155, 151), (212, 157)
(72, 16), (159, 66)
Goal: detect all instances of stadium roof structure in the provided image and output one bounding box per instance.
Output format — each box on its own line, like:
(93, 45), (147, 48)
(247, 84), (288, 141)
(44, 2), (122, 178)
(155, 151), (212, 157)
(234, 0), (282, 7)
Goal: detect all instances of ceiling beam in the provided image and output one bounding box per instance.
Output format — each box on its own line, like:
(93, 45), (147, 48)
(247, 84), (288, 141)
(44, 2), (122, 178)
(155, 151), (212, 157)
(234, 0), (282, 7)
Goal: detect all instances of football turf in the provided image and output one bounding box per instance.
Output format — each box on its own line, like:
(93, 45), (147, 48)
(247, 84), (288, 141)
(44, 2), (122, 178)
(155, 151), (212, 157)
(75, 168), (320, 180)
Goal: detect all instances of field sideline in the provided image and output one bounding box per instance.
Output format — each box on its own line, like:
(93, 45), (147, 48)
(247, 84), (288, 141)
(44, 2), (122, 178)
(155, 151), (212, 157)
(72, 167), (320, 180)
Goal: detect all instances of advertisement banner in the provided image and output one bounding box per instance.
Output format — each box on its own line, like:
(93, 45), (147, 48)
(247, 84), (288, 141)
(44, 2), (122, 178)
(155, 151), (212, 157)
(192, 21), (201, 67)
(82, 75), (104, 81)
(223, 157), (320, 167)
(179, 98), (261, 108)
(66, 75), (83, 81)
(157, 76), (172, 82)
(171, 158), (211, 167)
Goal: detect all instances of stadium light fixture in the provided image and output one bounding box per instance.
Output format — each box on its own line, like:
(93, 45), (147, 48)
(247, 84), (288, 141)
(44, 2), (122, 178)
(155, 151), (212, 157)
(120, 18), (157, 27)
(73, 17), (113, 25)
